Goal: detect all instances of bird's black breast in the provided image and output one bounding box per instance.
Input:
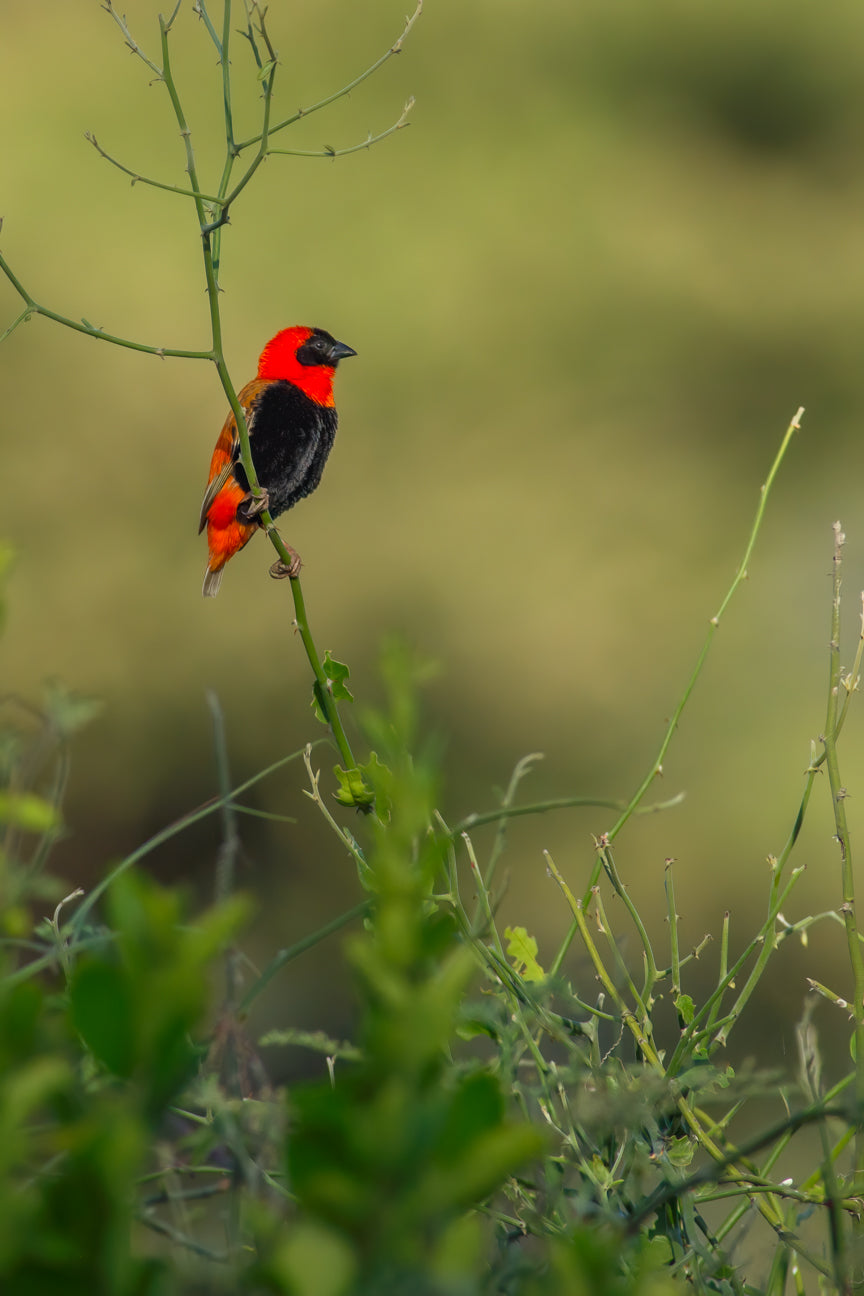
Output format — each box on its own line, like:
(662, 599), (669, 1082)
(235, 381), (337, 519)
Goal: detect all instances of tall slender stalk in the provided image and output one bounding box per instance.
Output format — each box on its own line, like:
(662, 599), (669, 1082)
(822, 523), (864, 1178)
(609, 406), (805, 845)
(0, 0), (422, 804)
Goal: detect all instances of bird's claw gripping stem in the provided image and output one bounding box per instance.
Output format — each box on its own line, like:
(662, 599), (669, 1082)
(269, 546), (303, 580)
(237, 487), (270, 524)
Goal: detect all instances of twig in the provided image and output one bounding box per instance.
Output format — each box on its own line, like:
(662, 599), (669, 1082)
(822, 523), (864, 1173)
(86, 132), (223, 204)
(605, 407), (804, 847)
(0, 241), (211, 360)
(235, 2), (423, 150)
(240, 899), (370, 1012)
(268, 99), (415, 159)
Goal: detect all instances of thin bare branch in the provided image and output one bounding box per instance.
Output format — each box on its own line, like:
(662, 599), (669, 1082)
(86, 132), (223, 204)
(235, 1), (423, 150)
(102, 1), (163, 79)
(0, 307), (32, 347)
(268, 98), (415, 160)
(192, 0), (224, 54)
(0, 242), (210, 360)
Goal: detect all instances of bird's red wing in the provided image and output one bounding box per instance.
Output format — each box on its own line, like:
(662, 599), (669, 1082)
(198, 379), (267, 533)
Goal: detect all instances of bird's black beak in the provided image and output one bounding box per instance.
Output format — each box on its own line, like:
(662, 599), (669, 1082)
(327, 339), (357, 365)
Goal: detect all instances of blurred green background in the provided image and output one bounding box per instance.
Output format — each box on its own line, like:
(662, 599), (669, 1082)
(3, 0), (864, 1073)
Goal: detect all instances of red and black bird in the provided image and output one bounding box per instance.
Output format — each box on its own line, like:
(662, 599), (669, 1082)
(199, 325), (356, 597)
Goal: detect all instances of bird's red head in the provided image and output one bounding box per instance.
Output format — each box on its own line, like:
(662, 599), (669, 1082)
(256, 326), (357, 407)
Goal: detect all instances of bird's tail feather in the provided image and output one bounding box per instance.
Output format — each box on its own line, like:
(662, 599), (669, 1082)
(202, 565), (224, 598)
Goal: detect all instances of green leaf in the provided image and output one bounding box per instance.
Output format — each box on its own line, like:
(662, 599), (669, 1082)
(456, 999), (502, 1042)
(265, 1220), (356, 1296)
(333, 762), (376, 811)
(674, 993), (695, 1026)
(0, 1056), (71, 1129)
(312, 652), (354, 723)
(664, 1134), (696, 1167)
(312, 680), (329, 725)
(419, 1123), (546, 1214)
(589, 1154), (617, 1192)
(70, 962), (137, 1078)
(504, 925), (546, 982)
(323, 652), (353, 700)
(643, 1234), (676, 1268)
(436, 1073), (504, 1160)
(430, 1214), (484, 1286)
(0, 791), (60, 834)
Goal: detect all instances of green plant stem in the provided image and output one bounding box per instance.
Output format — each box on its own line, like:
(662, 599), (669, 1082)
(160, 4), (363, 786)
(136, 1210), (228, 1263)
(545, 853), (662, 1071)
(663, 584), (864, 1071)
(268, 100), (414, 160)
(240, 900), (369, 1012)
(193, 0), (223, 54)
(705, 911), (730, 1036)
(208, 0), (238, 275)
(208, 694), (239, 912)
(207, 692), (242, 1072)
(699, 1181), (858, 1211)
(630, 1100), (851, 1256)
(713, 1077), (852, 1244)
(591, 887), (651, 1027)
(219, 0), (236, 157)
(546, 851), (831, 1268)
(64, 745), (315, 935)
(607, 407), (804, 844)
(302, 748), (369, 865)
(596, 839), (658, 1003)
(234, 1), (424, 150)
(665, 865), (806, 1073)
(104, 0), (164, 78)
(461, 835), (553, 1078)
(85, 133), (223, 203)
(481, 752), (544, 892)
(204, 14), (275, 235)
(655, 931), (713, 981)
(453, 790), (685, 840)
(0, 245), (210, 360)
(0, 306), (30, 345)
(287, 577), (361, 775)
(823, 523), (864, 1174)
(0, 0), (426, 806)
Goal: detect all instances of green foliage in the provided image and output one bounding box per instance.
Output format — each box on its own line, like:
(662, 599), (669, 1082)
(0, 790), (60, 835)
(276, 665), (545, 1292)
(70, 873), (251, 1115)
(0, 869), (248, 1295)
(504, 927), (546, 984)
(4, 492), (864, 1294)
(332, 760), (377, 813)
(312, 654), (354, 725)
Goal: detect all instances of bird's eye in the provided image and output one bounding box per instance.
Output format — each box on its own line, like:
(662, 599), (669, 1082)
(296, 332), (342, 367)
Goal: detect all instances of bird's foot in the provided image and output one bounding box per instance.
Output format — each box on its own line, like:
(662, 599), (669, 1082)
(269, 546), (302, 580)
(237, 487), (270, 524)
